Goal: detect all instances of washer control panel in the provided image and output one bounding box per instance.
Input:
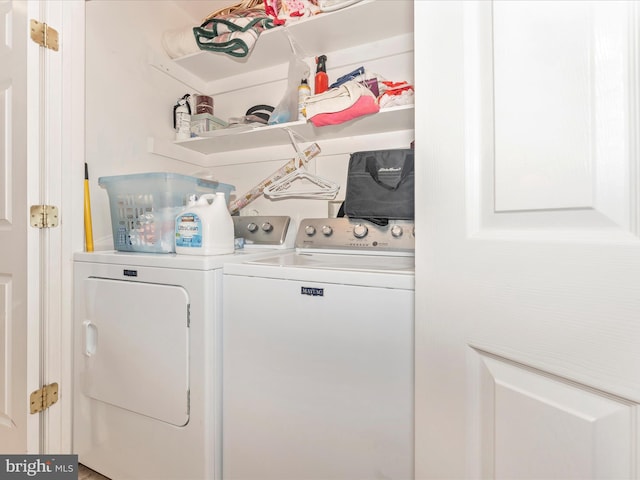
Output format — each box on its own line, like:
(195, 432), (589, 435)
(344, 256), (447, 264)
(295, 218), (415, 253)
(233, 216), (291, 245)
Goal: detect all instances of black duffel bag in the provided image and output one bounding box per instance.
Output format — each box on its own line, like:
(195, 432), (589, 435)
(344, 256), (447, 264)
(343, 148), (414, 222)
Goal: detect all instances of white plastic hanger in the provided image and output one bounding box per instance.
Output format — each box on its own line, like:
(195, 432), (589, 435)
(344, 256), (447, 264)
(263, 129), (340, 200)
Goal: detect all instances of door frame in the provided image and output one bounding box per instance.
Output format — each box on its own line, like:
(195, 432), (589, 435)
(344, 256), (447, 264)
(30, 0), (85, 453)
(54, 0), (86, 453)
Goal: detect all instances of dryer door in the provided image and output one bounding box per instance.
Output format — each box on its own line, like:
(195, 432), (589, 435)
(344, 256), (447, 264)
(80, 278), (190, 426)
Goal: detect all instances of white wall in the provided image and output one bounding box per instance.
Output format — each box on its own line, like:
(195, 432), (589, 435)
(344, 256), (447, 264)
(86, 1), (199, 248)
(85, 0), (414, 249)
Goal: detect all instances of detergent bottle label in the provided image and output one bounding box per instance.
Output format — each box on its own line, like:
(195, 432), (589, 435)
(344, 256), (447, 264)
(175, 213), (203, 248)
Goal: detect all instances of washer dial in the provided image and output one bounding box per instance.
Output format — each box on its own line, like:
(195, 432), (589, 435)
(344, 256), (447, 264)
(353, 224), (368, 239)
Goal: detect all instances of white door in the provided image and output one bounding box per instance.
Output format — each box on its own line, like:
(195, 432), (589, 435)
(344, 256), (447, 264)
(0, 0), (71, 453)
(415, 1), (640, 478)
(80, 278), (190, 427)
(0, 0), (37, 452)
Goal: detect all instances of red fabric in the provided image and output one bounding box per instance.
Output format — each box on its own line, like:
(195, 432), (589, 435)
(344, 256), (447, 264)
(263, 0), (286, 25)
(309, 95), (380, 127)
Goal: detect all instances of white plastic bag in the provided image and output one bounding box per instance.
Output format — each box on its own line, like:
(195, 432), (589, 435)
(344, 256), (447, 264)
(268, 33), (310, 124)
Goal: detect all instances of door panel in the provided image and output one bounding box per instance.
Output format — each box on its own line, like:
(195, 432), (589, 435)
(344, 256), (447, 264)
(0, 275), (12, 428)
(493, 1), (633, 226)
(475, 350), (634, 479)
(415, 1), (640, 478)
(469, 0), (639, 240)
(494, 1), (595, 212)
(0, 78), (10, 220)
(0, 0), (30, 452)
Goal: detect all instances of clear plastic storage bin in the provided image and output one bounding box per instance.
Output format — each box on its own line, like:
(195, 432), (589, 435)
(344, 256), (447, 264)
(99, 172), (235, 253)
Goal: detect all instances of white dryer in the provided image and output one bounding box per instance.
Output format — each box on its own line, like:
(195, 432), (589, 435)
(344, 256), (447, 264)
(222, 218), (415, 480)
(73, 216), (293, 480)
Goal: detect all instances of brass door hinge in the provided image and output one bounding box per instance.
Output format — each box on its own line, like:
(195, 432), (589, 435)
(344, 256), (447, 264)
(30, 383), (59, 414)
(30, 19), (59, 51)
(30, 205), (59, 228)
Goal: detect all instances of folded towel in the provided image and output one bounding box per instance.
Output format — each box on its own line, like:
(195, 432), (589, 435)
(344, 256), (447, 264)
(378, 80), (415, 108)
(193, 9), (276, 58)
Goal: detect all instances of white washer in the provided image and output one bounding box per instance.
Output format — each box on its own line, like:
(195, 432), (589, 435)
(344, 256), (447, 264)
(73, 216), (293, 480)
(222, 218), (415, 480)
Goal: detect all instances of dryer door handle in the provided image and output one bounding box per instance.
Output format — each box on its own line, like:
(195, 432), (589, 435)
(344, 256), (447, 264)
(83, 320), (98, 357)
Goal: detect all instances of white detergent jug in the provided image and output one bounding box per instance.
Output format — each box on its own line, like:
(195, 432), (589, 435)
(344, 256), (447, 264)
(175, 192), (234, 255)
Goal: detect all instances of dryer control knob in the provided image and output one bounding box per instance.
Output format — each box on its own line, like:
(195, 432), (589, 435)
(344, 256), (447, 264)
(321, 225), (333, 236)
(353, 224), (368, 239)
(247, 222), (258, 233)
(305, 225), (316, 236)
(391, 225), (404, 238)
(261, 222), (273, 232)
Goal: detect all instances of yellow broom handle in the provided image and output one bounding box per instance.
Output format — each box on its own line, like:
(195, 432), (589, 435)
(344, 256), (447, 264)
(84, 163), (94, 252)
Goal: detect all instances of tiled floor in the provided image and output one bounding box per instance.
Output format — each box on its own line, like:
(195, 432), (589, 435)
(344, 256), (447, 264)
(78, 464), (110, 480)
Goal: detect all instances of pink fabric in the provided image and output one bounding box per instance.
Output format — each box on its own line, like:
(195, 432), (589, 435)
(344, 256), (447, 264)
(309, 95), (380, 127)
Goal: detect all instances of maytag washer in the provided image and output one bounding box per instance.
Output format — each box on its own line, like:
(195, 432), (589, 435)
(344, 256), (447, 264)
(73, 216), (293, 480)
(222, 217), (415, 480)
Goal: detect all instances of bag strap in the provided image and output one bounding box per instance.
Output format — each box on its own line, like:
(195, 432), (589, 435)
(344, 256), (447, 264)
(364, 154), (414, 191)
